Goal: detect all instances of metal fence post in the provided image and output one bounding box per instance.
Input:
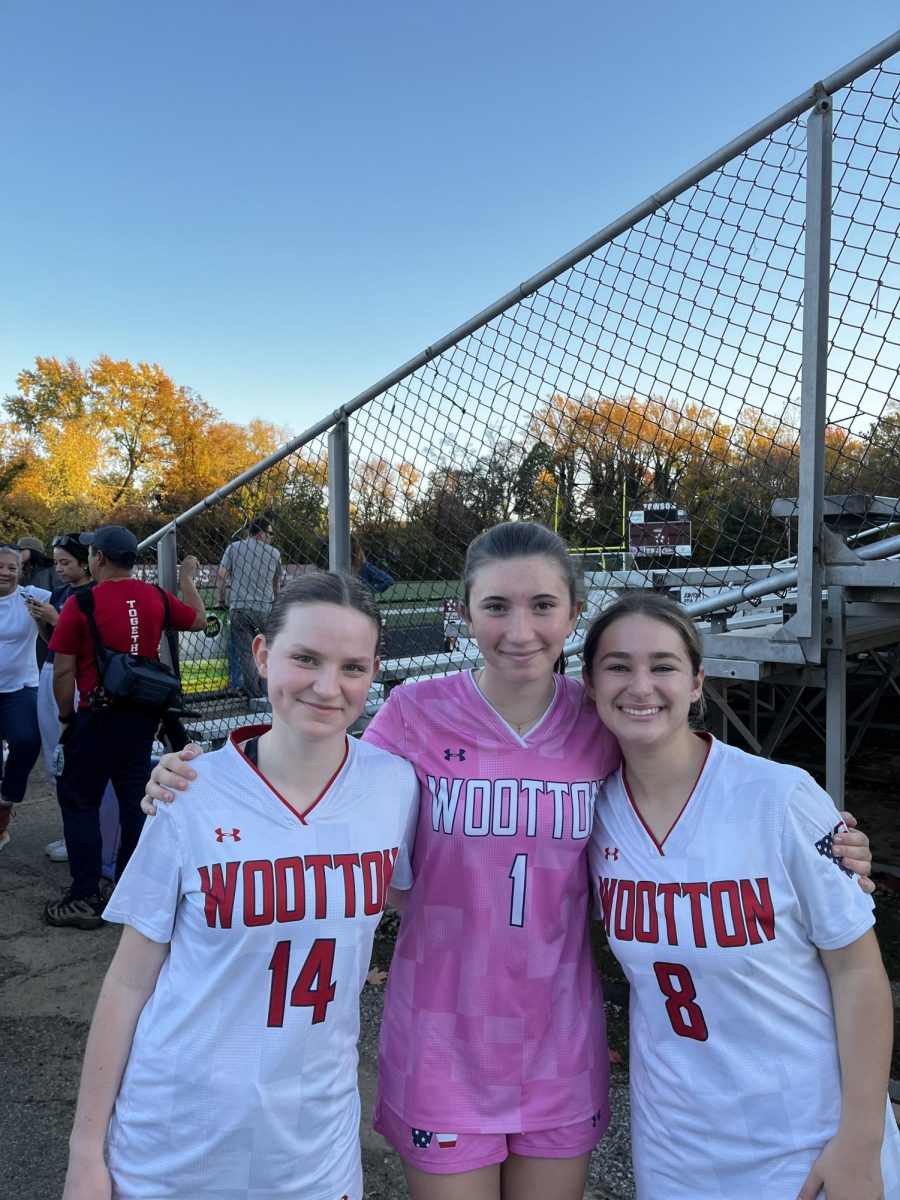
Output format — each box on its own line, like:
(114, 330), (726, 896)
(328, 418), (351, 572)
(824, 585), (846, 806)
(157, 526), (179, 670)
(792, 89), (832, 658)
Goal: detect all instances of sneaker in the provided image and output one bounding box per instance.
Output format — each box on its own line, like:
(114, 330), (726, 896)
(0, 802), (13, 851)
(45, 837), (68, 862)
(44, 890), (104, 930)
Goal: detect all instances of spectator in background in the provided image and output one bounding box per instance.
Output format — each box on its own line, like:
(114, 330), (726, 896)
(216, 517), (282, 699)
(18, 536), (56, 592)
(18, 536), (57, 668)
(0, 544), (50, 851)
(27, 533), (120, 874)
(45, 526), (206, 930)
(350, 534), (395, 594)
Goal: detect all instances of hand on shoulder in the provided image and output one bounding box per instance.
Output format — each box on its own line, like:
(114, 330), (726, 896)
(141, 745), (204, 815)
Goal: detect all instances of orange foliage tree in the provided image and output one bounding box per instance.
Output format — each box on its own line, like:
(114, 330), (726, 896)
(2, 356), (286, 538)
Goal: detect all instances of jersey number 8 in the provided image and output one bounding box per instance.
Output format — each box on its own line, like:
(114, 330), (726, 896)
(652, 961), (709, 1041)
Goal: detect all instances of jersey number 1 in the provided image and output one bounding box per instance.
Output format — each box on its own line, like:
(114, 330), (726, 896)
(509, 854), (527, 927)
(267, 939), (336, 1027)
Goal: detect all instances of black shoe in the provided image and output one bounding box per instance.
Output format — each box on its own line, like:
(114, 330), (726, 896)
(44, 890), (104, 930)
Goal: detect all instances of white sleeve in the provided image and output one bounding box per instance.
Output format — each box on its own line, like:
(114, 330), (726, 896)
(780, 773), (875, 951)
(103, 804), (184, 944)
(389, 762), (420, 892)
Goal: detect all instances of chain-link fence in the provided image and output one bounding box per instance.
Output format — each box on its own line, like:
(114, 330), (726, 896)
(140, 35), (900, 748)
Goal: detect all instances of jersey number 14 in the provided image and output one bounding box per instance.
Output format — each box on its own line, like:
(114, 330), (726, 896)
(267, 939), (337, 1026)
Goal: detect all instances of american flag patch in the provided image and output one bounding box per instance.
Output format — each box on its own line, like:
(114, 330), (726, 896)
(411, 1128), (458, 1149)
(814, 823), (854, 877)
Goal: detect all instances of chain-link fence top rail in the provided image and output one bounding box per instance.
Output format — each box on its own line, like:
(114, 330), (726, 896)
(141, 38), (900, 723)
(352, 57), (899, 579)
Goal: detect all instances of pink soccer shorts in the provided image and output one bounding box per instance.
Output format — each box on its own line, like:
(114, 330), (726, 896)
(372, 1096), (607, 1175)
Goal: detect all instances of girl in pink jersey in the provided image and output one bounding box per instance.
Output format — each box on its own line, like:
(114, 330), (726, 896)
(145, 526), (875, 1200)
(582, 591), (899, 1200)
(63, 574), (418, 1200)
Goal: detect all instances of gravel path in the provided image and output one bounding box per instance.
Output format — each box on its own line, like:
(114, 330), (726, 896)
(0, 773), (635, 1199)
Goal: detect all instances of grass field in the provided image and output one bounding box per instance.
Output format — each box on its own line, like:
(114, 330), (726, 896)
(180, 658), (228, 694)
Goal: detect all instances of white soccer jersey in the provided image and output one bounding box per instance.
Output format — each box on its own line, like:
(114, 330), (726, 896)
(589, 735), (900, 1200)
(103, 728), (419, 1200)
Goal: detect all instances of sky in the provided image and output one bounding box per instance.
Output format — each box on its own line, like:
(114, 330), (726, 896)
(2, 1), (898, 439)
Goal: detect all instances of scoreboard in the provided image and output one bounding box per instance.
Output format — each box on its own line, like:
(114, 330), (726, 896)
(628, 503), (691, 557)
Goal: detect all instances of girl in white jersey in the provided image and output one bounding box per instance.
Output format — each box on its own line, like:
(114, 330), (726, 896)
(145, 525), (875, 1200)
(583, 590), (899, 1200)
(63, 573), (418, 1200)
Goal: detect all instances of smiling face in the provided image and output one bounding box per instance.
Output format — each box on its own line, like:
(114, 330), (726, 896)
(0, 551), (20, 596)
(584, 612), (704, 753)
(253, 601), (380, 744)
(462, 555), (580, 688)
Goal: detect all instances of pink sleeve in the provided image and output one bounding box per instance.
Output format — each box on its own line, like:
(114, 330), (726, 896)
(361, 689), (408, 757)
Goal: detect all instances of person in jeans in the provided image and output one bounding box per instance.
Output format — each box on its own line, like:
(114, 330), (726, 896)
(0, 544), (50, 850)
(216, 517), (282, 698)
(45, 526), (206, 929)
(27, 533), (120, 872)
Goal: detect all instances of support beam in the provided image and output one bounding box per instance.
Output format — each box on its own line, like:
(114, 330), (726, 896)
(157, 528), (179, 671)
(793, 91), (833, 656)
(824, 587), (846, 806)
(328, 418), (351, 572)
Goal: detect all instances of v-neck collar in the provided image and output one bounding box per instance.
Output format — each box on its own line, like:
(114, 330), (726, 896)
(623, 732), (713, 856)
(464, 669), (560, 746)
(228, 725), (350, 825)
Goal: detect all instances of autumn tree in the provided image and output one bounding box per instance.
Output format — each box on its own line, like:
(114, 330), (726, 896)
(2, 355), (285, 534)
(528, 392), (733, 548)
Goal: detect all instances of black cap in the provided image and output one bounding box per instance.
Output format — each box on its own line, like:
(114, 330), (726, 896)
(79, 525), (139, 565)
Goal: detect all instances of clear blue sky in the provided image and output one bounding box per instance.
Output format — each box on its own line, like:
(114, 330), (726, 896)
(2, 1), (897, 435)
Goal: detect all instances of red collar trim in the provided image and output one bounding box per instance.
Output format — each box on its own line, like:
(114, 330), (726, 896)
(624, 732), (713, 856)
(229, 726), (350, 824)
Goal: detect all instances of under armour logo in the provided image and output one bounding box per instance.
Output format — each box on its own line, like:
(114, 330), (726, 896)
(604, 846), (619, 860)
(443, 748), (466, 761)
(215, 827), (241, 842)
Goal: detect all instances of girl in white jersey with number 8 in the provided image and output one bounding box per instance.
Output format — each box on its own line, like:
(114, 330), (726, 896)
(143, 525), (875, 1200)
(63, 573), (419, 1200)
(583, 590), (899, 1200)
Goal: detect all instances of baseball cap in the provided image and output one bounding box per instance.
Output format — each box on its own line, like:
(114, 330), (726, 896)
(17, 536), (46, 554)
(79, 525), (139, 564)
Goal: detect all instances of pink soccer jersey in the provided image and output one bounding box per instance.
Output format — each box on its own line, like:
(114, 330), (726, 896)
(364, 670), (620, 1133)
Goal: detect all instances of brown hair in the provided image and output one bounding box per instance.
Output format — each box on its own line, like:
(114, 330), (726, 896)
(583, 590), (706, 721)
(462, 522), (580, 608)
(264, 570), (381, 651)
